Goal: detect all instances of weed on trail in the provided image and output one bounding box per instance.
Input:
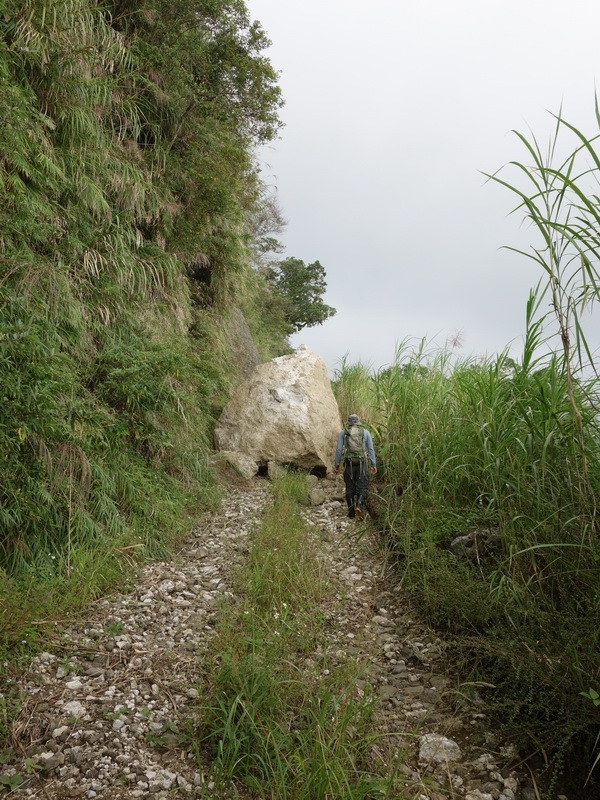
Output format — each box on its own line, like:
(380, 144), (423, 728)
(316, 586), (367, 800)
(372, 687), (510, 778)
(195, 472), (401, 799)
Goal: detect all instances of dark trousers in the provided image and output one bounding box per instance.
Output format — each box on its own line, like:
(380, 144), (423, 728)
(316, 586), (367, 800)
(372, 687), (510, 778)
(343, 460), (369, 509)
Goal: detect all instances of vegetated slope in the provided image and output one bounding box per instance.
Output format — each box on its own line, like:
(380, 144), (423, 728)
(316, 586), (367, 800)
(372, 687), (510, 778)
(0, 0), (290, 640)
(334, 350), (600, 797)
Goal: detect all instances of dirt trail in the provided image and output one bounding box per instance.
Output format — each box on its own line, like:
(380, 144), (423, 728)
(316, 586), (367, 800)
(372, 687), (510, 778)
(3, 477), (540, 799)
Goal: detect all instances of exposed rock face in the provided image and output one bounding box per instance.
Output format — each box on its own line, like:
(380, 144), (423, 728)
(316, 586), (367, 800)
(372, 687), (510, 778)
(225, 307), (261, 380)
(214, 345), (341, 473)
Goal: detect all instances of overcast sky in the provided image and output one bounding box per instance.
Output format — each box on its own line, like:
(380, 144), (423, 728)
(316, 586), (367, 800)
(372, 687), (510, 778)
(246, 0), (600, 374)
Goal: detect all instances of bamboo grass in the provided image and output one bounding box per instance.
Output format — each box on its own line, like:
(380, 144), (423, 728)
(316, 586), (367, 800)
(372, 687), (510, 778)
(0, 0), (286, 651)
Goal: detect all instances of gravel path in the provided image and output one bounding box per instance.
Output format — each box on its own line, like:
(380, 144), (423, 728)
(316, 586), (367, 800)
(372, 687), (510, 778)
(3, 477), (541, 799)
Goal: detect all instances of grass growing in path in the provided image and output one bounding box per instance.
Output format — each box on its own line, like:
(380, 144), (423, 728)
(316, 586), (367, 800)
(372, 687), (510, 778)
(195, 473), (400, 799)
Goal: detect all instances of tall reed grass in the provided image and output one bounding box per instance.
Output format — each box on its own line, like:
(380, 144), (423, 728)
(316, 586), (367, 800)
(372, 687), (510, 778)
(337, 334), (600, 792)
(333, 106), (600, 791)
(334, 328), (600, 794)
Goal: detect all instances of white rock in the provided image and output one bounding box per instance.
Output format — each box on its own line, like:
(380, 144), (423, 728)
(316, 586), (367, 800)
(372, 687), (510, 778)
(418, 733), (462, 764)
(161, 770), (177, 789)
(309, 487), (326, 506)
(214, 346), (341, 472)
(38, 652), (56, 663)
(215, 451), (259, 479)
(63, 700), (86, 718)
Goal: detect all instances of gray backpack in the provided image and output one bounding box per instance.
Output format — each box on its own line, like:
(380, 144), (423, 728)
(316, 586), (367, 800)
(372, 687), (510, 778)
(344, 424), (367, 463)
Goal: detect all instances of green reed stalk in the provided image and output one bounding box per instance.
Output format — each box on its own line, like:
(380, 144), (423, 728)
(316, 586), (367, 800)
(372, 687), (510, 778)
(487, 102), (600, 539)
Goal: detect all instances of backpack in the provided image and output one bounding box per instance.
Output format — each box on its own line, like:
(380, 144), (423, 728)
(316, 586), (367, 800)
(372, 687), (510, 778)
(344, 424), (367, 463)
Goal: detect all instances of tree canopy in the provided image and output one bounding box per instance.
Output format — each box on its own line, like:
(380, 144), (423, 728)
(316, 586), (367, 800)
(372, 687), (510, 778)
(265, 257), (336, 332)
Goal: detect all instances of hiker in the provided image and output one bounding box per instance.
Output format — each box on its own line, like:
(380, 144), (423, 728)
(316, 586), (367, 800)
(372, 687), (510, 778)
(334, 414), (377, 518)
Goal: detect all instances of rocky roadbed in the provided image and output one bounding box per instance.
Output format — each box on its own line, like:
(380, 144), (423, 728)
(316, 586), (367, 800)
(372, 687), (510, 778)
(3, 477), (547, 799)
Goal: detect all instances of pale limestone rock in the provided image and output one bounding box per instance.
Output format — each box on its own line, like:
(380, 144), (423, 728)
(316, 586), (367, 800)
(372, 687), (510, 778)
(418, 733), (462, 764)
(62, 700), (86, 719)
(309, 487), (326, 506)
(36, 751), (65, 770)
(213, 451), (258, 480)
(214, 346), (341, 473)
(267, 461), (287, 481)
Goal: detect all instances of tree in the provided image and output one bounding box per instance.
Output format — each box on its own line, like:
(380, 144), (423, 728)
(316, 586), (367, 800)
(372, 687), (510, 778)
(265, 257), (336, 332)
(247, 185), (287, 267)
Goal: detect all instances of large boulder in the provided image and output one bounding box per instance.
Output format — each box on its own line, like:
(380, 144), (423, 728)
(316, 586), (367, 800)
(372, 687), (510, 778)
(214, 345), (341, 473)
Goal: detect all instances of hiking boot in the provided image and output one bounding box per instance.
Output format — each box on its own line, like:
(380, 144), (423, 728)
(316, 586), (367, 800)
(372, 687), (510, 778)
(355, 505), (363, 519)
(347, 509), (355, 518)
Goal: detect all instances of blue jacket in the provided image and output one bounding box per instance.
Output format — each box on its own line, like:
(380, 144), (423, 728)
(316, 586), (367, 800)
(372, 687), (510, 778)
(335, 427), (376, 468)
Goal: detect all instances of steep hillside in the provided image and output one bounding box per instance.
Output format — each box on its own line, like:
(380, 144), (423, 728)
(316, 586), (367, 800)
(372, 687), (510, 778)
(0, 0), (290, 637)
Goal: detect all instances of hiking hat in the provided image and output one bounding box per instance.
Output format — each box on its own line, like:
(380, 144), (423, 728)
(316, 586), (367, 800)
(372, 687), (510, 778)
(347, 414), (360, 425)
